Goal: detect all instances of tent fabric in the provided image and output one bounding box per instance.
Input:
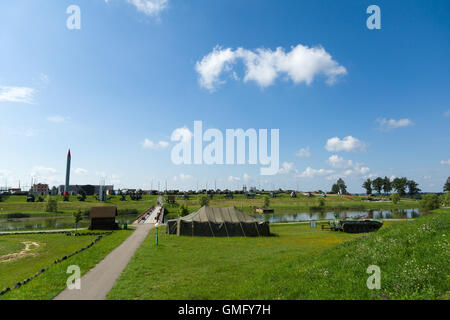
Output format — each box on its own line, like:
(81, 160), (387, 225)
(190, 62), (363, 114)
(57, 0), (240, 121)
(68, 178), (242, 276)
(166, 206), (270, 237)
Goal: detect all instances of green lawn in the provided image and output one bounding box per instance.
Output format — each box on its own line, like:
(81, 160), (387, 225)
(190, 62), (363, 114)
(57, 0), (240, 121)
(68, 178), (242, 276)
(107, 222), (361, 300)
(0, 239), (25, 256)
(108, 210), (449, 300)
(0, 230), (133, 300)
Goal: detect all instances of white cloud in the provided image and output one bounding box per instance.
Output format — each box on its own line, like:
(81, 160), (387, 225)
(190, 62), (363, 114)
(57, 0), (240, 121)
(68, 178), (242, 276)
(126, 0), (168, 16)
(296, 147), (311, 158)
(30, 166), (61, 185)
(228, 176), (241, 182)
(0, 86), (36, 104)
(243, 173), (250, 182)
(196, 44), (347, 91)
(47, 115), (70, 123)
(325, 136), (366, 153)
(74, 168), (88, 175)
(441, 159), (450, 165)
(297, 167), (334, 178)
(278, 162), (298, 175)
(141, 138), (170, 149)
(327, 155), (353, 169)
(376, 118), (414, 131)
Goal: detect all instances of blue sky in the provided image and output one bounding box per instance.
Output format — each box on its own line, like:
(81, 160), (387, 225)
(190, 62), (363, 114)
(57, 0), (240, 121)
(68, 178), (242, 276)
(0, 0), (449, 192)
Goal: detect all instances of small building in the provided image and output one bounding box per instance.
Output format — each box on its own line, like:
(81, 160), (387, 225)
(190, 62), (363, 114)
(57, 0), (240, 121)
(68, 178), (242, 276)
(166, 195), (176, 203)
(32, 183), (49, 196)
(89, 206), (118, 230)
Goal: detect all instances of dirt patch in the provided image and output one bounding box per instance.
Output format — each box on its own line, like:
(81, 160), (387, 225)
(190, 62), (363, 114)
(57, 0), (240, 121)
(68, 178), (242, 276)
(0, 241), (40, 263)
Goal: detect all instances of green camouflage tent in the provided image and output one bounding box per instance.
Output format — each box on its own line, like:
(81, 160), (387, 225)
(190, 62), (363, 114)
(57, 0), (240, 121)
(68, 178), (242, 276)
(166, 206), (270, 237)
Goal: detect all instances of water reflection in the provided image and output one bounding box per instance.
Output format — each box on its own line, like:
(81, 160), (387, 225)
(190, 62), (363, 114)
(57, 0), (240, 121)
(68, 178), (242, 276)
(0, 215), (137, 232)
(255, 208), (421, 223)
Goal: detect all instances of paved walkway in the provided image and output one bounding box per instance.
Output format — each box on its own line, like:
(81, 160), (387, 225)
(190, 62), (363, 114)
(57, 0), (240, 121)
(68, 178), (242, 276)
(54, 223), (154, 300)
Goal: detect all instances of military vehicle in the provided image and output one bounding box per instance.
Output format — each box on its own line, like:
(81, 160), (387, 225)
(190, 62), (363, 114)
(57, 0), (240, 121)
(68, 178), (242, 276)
(327, 218), (383, 233)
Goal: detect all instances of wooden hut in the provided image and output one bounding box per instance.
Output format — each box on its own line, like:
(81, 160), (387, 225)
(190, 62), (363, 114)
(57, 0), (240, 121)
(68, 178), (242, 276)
(89, 206), (118, 230)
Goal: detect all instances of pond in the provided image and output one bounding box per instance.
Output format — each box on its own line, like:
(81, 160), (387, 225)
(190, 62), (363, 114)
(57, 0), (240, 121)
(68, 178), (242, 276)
(0, 214), (138, 232)
(254, 208), (422, 224)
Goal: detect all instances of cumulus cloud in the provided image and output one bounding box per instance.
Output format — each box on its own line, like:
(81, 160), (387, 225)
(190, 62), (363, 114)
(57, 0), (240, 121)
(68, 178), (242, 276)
(441, 159), (450, 165)
(0, 86), (36, 104)
(327, 155), (353, 169)
(228, 176), (241, 182)
(278, 162), (298, 175)
(126, 0), (168, 16)
(196, 44), (347, 91)
(297, 167), (334, 178)
(141, 139), (169, 149)
(376, 118), (414, 131)
(325, 136), (366, 152)
(296, 147), (311, 158)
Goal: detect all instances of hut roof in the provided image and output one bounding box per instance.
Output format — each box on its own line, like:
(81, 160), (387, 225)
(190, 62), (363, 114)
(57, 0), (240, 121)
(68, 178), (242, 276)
(90, 206), (117, 218)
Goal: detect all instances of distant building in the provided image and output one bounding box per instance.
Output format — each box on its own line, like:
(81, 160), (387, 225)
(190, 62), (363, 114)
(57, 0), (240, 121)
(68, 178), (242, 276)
(32, 183), (49, 196)
(8, 188), (21, 194)
(58, 185), (114, 196)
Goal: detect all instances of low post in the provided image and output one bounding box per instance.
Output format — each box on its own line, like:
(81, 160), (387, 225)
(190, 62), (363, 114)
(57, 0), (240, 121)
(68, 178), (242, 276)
(155, 222), (160, 245)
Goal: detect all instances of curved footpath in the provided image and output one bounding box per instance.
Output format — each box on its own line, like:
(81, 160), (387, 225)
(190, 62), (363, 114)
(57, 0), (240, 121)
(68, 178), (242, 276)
(54, 223), (154, 300)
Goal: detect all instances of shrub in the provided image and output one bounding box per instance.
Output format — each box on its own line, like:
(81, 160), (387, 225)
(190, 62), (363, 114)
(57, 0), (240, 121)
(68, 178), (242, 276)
(263, 196), (270, 208)
(45, 197), (58, 213)
(179, 204), (189, 217)
(199, 195), (210, 207)
(419, 194), (440, 211)
(440, 192), (450, 207)
(391, 193), (400, 204)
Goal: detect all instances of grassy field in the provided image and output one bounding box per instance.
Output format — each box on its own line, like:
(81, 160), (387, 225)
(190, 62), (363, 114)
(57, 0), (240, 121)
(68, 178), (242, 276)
(0, 230), (133, 300)
(107, 210), (449, 300)
(0, 193), (419, 219)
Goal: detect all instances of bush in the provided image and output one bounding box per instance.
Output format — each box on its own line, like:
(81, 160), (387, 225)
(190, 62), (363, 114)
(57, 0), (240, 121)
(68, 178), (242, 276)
(263, 196), (270, 208)
(179, 204), (189, 217)
(440, 192), (450, 207)
(391, 193), (400, 204)
(199, 195), (210, 207)
(45, 197), (58, 213)
(419, 194), (440, 211)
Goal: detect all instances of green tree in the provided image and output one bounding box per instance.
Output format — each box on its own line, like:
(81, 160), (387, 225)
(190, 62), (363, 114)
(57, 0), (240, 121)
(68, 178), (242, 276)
(362, 179), (372, 195)
(406, 180), (421, 196)
(391, 193), (400, 204)
(372, 177), (384, 195)
(263, 195), (270, 208)
(337, 178), (347, 195)
(383, 176), (392, 195)
(199, 195), (210, 207)
(73, 209), (83, 233)
(179, 203), (190, 217)
(331, 184), (340, 194)
(444, 177), (450, 192)
(419, 194), (440, 211)
(440, 192), (450, 207)
(392, 177), (407, 196)
(45, 197), (58, 213)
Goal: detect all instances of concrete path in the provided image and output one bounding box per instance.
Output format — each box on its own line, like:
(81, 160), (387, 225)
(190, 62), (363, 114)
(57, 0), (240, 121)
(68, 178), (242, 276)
(54, 223), (154, 300)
